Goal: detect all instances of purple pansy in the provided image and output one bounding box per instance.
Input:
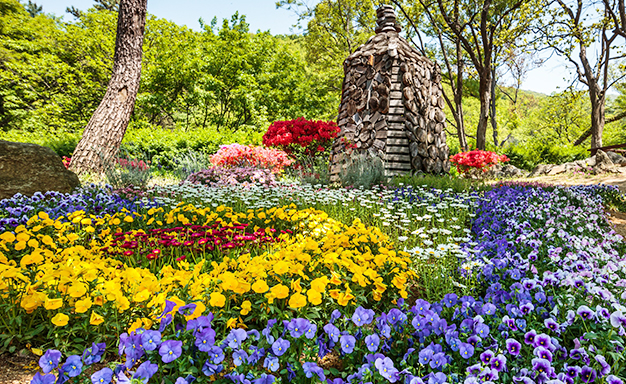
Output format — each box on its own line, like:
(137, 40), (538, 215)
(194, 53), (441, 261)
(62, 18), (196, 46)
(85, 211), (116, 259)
(365, 333), (380, 352)
(271, 338), (290, 356)
(61, 355), (83, 378)
(375, 357), (399, 383)
(39, 349), (62, 374)
(227, 329), (248, 349)
(133, 360), (158, 382)
(287, 318), (310, 338)
(340, 334), (356, 354)
(302, 362), (326, 381)
(159, 340), (182, 363)
(352, 306), (375, 326)
(459, 343), (474, 359)
(91, 368), (113, 384)
(506, 338), (521, 356)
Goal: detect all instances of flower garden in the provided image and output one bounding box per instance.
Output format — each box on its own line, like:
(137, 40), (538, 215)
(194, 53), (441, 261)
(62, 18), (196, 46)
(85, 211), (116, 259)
(1, 128), (626, 384)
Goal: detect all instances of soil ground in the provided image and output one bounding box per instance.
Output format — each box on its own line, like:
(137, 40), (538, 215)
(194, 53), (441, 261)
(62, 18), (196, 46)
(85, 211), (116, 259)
(1, 171), (625, 384)
(514, 169), (626, 192)
(0, 353), (38, 384)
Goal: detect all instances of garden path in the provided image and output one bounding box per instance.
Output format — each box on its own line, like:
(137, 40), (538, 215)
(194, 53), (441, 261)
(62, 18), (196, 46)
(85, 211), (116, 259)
(519, 170), (626, 192)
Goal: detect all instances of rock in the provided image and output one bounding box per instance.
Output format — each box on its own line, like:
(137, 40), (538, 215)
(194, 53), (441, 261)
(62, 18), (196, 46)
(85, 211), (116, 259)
(0, 140), (80, 200)
(485, 164), (528, 179)
(547, 164), (567, 175)
(606, 151), (626, 165)
(530, 164), (553, 177)
(594, 150), (619, 173)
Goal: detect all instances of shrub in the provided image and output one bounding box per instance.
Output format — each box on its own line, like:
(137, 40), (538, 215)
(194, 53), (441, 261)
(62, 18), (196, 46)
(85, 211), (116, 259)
(186, 167), (277, 188)
(210, 144), (294, 172)
(104, 157), (153, 190)
(288, 156), (331, 185)
(340, 153), (386, 188)
(262, 118), (339, 159)
(170, 150), (214, 180)
(450, 150), (509, 174)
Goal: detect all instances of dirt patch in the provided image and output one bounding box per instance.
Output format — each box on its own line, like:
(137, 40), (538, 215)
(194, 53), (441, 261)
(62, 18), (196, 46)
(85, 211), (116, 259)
(609, 210), (626, 239)
(0, 353), (38, 384)
(515, 169), (626, 193)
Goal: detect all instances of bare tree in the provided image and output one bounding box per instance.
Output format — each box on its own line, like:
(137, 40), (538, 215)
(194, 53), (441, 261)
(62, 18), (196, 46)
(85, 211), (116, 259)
(537, 0), (626, 149)
(70, 0), (147, 174)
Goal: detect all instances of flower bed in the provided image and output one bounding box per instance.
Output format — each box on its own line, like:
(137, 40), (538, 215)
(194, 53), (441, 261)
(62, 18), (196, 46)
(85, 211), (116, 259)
(1, 181), (625, 384)
(0, 203), (414, 352)
(0, 185), (158, 232)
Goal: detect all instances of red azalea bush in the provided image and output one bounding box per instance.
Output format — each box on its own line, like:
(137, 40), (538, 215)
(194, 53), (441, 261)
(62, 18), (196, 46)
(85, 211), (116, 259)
(210, 144), (293, 172)
(262, 117), (340, 157)
(450, 150), (510, 174)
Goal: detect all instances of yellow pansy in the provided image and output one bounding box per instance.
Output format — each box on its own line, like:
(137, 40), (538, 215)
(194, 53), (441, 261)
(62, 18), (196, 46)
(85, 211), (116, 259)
(44, 298), (63, 310)
(75, 297), (93, 313)
(288, 293), (307, 309)
(252, 280), (269, 294)
(270, 284), (289, 299)
(240, 300), (252, 315)
(133, 290), (150, 302)
(209, 292), (226, 307)
(307, 289), (322, 305)
(68, 283), (87, 298)
(51, 313), (69, 327)
(90, 312), (104, 325)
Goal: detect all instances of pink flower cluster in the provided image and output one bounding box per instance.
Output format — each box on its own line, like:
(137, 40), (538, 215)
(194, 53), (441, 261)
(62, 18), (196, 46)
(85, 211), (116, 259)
(186, 166), (277, 188)
(117, 158), (149, 171)
(210, 144), (293, 173)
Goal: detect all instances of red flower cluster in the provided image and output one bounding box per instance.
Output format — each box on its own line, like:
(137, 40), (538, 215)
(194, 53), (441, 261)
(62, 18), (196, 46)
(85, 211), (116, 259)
(210, 144), (294, 172)
(62, 156), (71, 169)
(450, 150), (509, 174)
(104, 222), (279, 267)
(262, 118), (340, 156)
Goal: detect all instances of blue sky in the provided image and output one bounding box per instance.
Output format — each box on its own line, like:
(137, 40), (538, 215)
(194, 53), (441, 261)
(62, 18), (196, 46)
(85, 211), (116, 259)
(37, 0), (573, 95)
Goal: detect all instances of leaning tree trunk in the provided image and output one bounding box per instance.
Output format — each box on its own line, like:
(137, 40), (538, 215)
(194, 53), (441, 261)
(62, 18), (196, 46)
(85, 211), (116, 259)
(70, 0), (148, 174)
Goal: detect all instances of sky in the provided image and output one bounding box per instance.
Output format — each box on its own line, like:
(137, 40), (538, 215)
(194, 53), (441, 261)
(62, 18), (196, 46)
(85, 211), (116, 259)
(37, 0), (578, 96)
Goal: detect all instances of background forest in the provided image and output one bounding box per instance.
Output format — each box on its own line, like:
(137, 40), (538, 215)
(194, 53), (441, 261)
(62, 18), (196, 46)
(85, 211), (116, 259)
(1, 0), (625, 171)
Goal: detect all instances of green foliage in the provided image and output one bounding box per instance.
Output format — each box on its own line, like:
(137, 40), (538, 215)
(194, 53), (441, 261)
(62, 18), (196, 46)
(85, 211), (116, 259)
(278, 0), (376, 90)
(120, 124), (262, 170)
(1, 123), (261, 170)
(137, 13), (338, 132)
(103, 156), (152, 190)
(170, 150), (214, 180)
(287, 156), (331, 185)
(339, 153), (386, 188)
(0, 3), (337, 141)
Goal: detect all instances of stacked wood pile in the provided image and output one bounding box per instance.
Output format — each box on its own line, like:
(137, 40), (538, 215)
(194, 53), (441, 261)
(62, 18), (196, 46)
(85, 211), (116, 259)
(329, 5), (451, 181)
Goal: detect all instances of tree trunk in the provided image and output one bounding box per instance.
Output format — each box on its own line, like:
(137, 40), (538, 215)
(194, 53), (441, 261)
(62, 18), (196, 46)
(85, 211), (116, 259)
(455, 40), (468, 152)
(490, 66), (498, 147)
(476, 68), (491, 150)
(589, 86), (605, 149)
(70, 0), (148, 174)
